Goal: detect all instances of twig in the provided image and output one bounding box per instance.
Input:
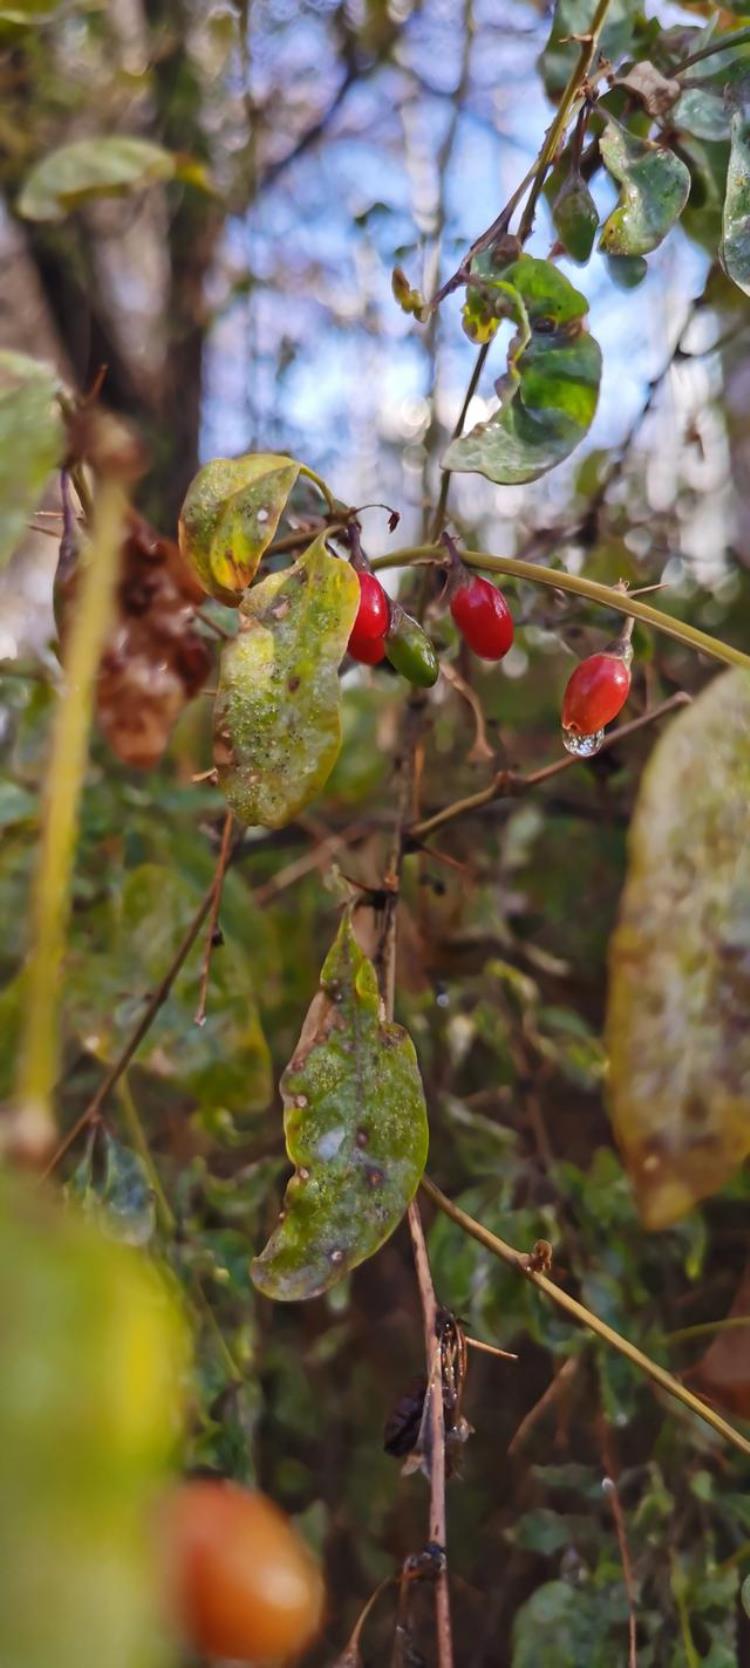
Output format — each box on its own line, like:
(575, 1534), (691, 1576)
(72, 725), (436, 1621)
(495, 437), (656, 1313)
(420, 1176), (750, 1460)
(518, 0), (613, 241)
(372, 545), (750, 674)
(674, 23), (750, 74)
(507, 1354), (580, 1457)
(410, 692), (690, 842)
(194, 811), (235, 1026)
(599, 1423), (638, 1668)
(41, 876), (218, 1178)
(9, 478), (125, 1163)
(378, 701), (453, 1668)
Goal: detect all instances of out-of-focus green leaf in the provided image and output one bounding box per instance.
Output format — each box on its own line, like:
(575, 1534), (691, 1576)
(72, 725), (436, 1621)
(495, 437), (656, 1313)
(604, 253), (648, 288)
(551, 169), (599, 263)
(178, 452), (301, 603)
(252, 911), (429, 1300)
(607, 670), (750, 1228)
(0, 1174), (186, 1668)
(512, 1579), (627, 1667)
(721, 111), (750, 296)
(0, 350), (64, 569)
(598, 116), (691, 256)
(68, 1128), (156, 1247)
(444, 256), (601, 485)
(540, 0), (641, 96)
(67, 864), (272, 1117)
(675, 85), (731, 142)
(17, 135), (202, 221)
(214, 535), (359, 828)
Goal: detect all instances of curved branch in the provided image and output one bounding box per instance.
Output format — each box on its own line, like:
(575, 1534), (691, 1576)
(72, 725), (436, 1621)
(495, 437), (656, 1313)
(420, 1176), (750, 1461)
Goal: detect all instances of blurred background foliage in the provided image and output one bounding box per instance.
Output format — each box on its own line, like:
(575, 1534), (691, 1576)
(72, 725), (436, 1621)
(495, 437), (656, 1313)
(2, 0), (750, 1664)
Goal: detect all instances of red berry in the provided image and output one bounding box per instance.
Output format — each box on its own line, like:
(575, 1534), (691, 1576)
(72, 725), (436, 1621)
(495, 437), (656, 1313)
(348, 625), (387, 664)
(562, 652), (631, 736)
(161, 1480), (325, 1664)
(450, 576), (514, 660)
(350, 572), (390, 643)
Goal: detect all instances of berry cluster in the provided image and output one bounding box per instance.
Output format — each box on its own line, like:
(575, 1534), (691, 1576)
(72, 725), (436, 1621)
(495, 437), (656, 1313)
(347, 552), (634, 753)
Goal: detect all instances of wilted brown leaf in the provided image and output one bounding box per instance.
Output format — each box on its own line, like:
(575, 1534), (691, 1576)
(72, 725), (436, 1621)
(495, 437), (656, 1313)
(56, 510), (212, 769)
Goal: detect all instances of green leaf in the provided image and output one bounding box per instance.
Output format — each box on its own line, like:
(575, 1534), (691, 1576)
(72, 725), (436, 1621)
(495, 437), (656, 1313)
(68, 1130), (156, 1248)
(551, 169), (599, 264)
(604, 253), (648, 289)
(512, 1580), (627, 1668)
(0, 351), (64, 569)
(178, 452), (302, 603)
(721, 110), (750, 297)
(674, 86), (731, 143)
(607, 670), (750, 1228)
(540, 0), (641, 97)
(214, 535), (359, 829)
(598, 116), (691, 256)
(252, 912), (429, 1300)
(444, 257), (601, 486)
(67, 864), (272, 1118)
(16, 135), (200, 222)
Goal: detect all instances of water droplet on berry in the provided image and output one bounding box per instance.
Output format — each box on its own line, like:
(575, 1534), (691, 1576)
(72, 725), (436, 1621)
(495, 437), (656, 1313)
(561, 726), (605, 758)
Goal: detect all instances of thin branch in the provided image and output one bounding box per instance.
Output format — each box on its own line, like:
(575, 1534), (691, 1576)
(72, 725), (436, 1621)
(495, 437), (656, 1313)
(41, 877), (217, 1179)
(599, 1433), (638, 1668)
(518, 0), (613, 241)
(378, 700), (453, 1668)
(9, 478), (125, 1163)
(371, 545), (750, 675)
(674, 23), (750, 73)
(420, 1176), (750, 1461)
(194, 811), (235, 1026)
(410, 692), (690, 843)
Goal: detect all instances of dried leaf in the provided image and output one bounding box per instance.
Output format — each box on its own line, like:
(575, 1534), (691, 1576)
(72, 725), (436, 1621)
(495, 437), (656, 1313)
(179, 452), (301, 603)
(252, 912), (429, 1300)
(618, 62), (681, 119)
(213, 535), (359, 828)
(607, 671), (750, 1227)
(598, 116), (691, 257)
(17, 135), (194, 221)
(689, 1265), (750, 1419)
(56, 511), (212, 769)
(444, 256), (601, 486)
(721, 110), (750, 297)
(0, 350), (64, 569)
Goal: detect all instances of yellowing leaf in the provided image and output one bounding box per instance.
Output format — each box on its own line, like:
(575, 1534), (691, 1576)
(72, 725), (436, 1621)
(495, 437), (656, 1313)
(18, 136), (186, 221)
(214, 536), (359, 828)
(598, 116), (691, 256)
(179, 452), (301, 603)
(606, 671), (750, 1228)
(0, 1175), (186, 1668)
(252, 912), (429, 1300)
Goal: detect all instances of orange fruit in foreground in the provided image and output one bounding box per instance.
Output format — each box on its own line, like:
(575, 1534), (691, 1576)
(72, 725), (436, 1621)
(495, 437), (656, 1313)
(162, 1479), (325, 1663)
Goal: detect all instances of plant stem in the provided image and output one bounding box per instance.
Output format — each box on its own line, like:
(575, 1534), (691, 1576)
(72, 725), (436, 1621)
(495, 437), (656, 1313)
(371, 545), (750, 675)
(518, 0), (613, 241)
(410, 693), (689, 842)
(675, 23), (750, 73)
(194, 811), (235, 1026)
(11, 478), (125, 1162)
(117, 1071), (176, 1235)
(420, 1175), (750, 1461)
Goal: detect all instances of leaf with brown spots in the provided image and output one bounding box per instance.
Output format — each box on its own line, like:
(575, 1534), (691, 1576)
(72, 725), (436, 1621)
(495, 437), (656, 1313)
(213, 534), (359, 829)
(178, 452), (301, 603)
(55, 511), (211, 769)
(251, 911), (429, 1301)
(606, 670), (750, 1227)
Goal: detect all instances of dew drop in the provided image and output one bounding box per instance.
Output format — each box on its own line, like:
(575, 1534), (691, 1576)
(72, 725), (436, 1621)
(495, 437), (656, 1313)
(561, 726), (605, 758)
